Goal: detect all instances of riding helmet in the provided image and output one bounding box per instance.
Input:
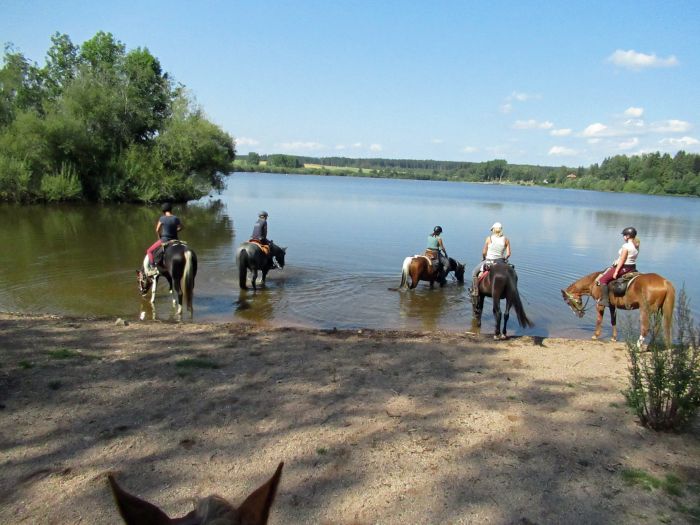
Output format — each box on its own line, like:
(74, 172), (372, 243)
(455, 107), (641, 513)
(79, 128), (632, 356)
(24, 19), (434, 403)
(161, 202), (172, 213)
(259, 211), (269, 218)
(622, 226), (637, 238)
(491, 222), (503, 231)
(433, 226), (443, 234)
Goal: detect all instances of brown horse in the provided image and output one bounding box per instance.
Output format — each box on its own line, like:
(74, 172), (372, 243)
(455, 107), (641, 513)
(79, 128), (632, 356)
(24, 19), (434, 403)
(561, 271), (675, 345)
(108, 462), (283, 525)
(472, 262), (533, 339)
(399, 256), (465, 289)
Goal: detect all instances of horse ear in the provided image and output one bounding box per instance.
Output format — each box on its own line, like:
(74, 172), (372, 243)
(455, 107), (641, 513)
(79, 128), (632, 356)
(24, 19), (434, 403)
(237, 462), (283, 525)
(282, 247), (287, 253)
(107, 474), (175, 525)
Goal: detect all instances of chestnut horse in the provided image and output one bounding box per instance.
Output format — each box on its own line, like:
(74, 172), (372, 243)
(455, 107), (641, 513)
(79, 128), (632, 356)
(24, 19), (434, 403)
(399, 256), (465, 289)
(471, 262), (533, 339)
(108, 462), (283, 525)
(561, 271), (675, 345)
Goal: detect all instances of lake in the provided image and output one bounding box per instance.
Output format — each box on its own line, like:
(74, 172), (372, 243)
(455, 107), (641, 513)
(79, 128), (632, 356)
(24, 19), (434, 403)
(1, 172), (698, 339)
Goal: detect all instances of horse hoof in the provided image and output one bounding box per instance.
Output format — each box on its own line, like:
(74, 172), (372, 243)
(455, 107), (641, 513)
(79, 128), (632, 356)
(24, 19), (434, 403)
(610, 337), (617, 342)
(591, 335), (599, 340)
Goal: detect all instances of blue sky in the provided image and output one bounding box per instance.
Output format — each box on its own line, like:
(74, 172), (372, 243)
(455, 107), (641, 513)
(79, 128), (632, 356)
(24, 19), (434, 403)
(2, 0), (699, 166)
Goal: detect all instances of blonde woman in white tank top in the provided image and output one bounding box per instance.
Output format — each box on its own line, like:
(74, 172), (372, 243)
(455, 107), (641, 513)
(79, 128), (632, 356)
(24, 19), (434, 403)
(471, 222), (511, 296)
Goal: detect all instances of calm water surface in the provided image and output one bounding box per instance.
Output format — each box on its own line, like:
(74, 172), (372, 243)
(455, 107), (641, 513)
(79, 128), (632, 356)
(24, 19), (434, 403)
(1, 173), (698, 339)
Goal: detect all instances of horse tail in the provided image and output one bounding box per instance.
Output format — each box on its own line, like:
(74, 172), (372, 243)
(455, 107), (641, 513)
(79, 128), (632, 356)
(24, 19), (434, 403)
(181, 249), (197, 313)
(237, 248), (248, 288)
(400, 257), (412, 289)
(662, 279), (675, 345)
(505, 273), (533, 328)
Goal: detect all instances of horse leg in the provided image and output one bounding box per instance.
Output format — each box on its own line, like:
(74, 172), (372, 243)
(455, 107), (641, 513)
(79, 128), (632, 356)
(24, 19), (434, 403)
(261, 269), (268, 286)
(493, 300), (502, 340)
(609, 306), (617, 341)
(638, 307), (650, 350)
(150, 276), (158, 304)
(502, 303), (511, 340)
(251, 270), (258, 291)
(592, 305), (604, 340)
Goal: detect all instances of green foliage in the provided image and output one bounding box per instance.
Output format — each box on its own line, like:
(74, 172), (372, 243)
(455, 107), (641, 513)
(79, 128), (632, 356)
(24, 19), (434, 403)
(0, 31), (234, 203)
(247, 152), (261, 165)
(40, 163), (82, 201)
(625, 288), (700, 431)
(621, 468), (684, 496)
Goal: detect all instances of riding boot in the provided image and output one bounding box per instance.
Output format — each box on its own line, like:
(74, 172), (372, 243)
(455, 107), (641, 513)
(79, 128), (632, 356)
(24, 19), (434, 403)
(599, 284), (610, 306)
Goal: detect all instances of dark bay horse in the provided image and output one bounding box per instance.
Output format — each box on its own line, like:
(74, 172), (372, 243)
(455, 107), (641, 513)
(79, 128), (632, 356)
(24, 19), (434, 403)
(472, 262), (533, 339)
(137, 243), (197, 316)
(399, 256), (465, 289)
(561, 270), (675, 345)
(237, 241), (286, 290)
(109, 462), (283, 525)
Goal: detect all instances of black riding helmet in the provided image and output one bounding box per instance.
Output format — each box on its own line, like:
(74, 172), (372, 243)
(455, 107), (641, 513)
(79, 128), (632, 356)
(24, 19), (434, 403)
(259, 210), (269, 218)
(161, 202), (172, 213)
(433, 226), (443, 234)
(621, 226), (637, 238)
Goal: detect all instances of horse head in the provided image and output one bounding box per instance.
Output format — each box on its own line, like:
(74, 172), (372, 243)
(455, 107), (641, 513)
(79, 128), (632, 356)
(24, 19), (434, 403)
(108, 462), (283, 525)
(561, 289), (585, 318)
(136, 269), (153, 296)
(451, 259), (465, 283)
(270, 242), (286, 269)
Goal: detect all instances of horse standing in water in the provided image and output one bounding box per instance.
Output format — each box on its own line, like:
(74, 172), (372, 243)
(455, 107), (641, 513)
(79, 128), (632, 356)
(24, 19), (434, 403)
(399, 256), (465, 289)
(237, 241), (286, 290)
(137, 242), (197, 316)
(561, 270), (675, 346)
(472, 262), (533, 339)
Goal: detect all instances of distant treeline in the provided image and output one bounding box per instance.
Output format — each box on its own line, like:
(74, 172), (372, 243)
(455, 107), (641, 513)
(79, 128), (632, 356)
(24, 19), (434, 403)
(0, 31), (235, 203)
(238, 152), (700, 197)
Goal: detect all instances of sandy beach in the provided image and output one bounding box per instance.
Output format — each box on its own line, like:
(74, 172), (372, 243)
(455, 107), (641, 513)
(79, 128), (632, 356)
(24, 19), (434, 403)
(1, 312), (698, 524)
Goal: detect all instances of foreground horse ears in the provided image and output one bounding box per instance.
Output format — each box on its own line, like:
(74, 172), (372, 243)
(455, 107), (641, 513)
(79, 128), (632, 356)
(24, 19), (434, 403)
(108, 462), (284, 525)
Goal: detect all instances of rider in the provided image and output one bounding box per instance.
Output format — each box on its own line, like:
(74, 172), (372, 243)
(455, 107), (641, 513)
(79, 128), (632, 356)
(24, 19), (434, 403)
(596, 226), (640, 306)
(427, 226), (449, 284)
(471, 222), (511, 297)
(251, 211), (269, 245)
(145, 202), (183, 275)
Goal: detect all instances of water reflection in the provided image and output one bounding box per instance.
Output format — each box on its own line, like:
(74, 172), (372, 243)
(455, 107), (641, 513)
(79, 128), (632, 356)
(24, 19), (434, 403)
(1, 173), (698, 338)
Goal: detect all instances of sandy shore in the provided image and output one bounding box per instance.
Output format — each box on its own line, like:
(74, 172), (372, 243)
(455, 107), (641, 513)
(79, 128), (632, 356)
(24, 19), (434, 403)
(1, 313), (698, 524)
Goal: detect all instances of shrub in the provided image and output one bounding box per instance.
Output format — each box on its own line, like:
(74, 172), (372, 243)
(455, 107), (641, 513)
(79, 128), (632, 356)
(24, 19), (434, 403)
(40, 163), (82, 201)
(625, 288), (700, 431)
(0, 154), (33, 202)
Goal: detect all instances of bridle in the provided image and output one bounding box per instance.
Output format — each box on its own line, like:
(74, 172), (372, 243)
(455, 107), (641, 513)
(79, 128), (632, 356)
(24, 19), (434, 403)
(563, 290), (589, 317)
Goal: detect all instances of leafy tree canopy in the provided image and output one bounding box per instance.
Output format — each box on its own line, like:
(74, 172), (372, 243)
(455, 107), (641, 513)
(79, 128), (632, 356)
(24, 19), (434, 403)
(0, 31), (235, 202)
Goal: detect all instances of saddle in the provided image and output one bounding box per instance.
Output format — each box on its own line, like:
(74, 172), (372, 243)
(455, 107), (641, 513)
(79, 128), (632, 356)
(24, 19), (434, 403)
(610, 271), (640, 297)
(249, 239), (270, 256)
(477, 261), (515, 285)
(154, 240), (187, 266)
(423, 250), (439, 270)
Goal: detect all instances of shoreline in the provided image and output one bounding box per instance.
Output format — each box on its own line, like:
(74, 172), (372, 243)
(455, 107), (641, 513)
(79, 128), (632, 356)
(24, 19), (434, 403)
(1, 312), (698, 524)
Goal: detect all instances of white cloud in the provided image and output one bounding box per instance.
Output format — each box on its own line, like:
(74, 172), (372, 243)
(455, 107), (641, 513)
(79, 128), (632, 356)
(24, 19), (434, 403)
(500, 102), (513, 114)
(550, 128), (572, 137)
(659, 136), (699, 147)
(618, 137), (639, 150)
(462, 146), (478, 153)
(587, 138), (602, 144)
(334, 144), (346, 150)
(606, 49), (679, 70)
(236, 137), (259, 146)
(278, 141), (324, 152)
(500, 91), (540, 113)
(624, 119), (645, 129)
(582, 123), (608, 137)
(650, 119), (692, 133)
(352, 142), (363, 148)
(513, 119), (554, 130)
(548, 146), (577, 156)
(369, 143), (383, 152)
(624, 107), (644, 118)
(431, 138), (444, 144)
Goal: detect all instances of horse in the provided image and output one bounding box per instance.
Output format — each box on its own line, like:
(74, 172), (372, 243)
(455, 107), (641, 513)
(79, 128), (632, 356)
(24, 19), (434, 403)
(108, 462), (283, 525)
(136, 242), (197, 316)
(236, 241), (286, 290)
(399, 256), (465, 289)
(471, 261), (533, 340)
(561, 270), (675, 346)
